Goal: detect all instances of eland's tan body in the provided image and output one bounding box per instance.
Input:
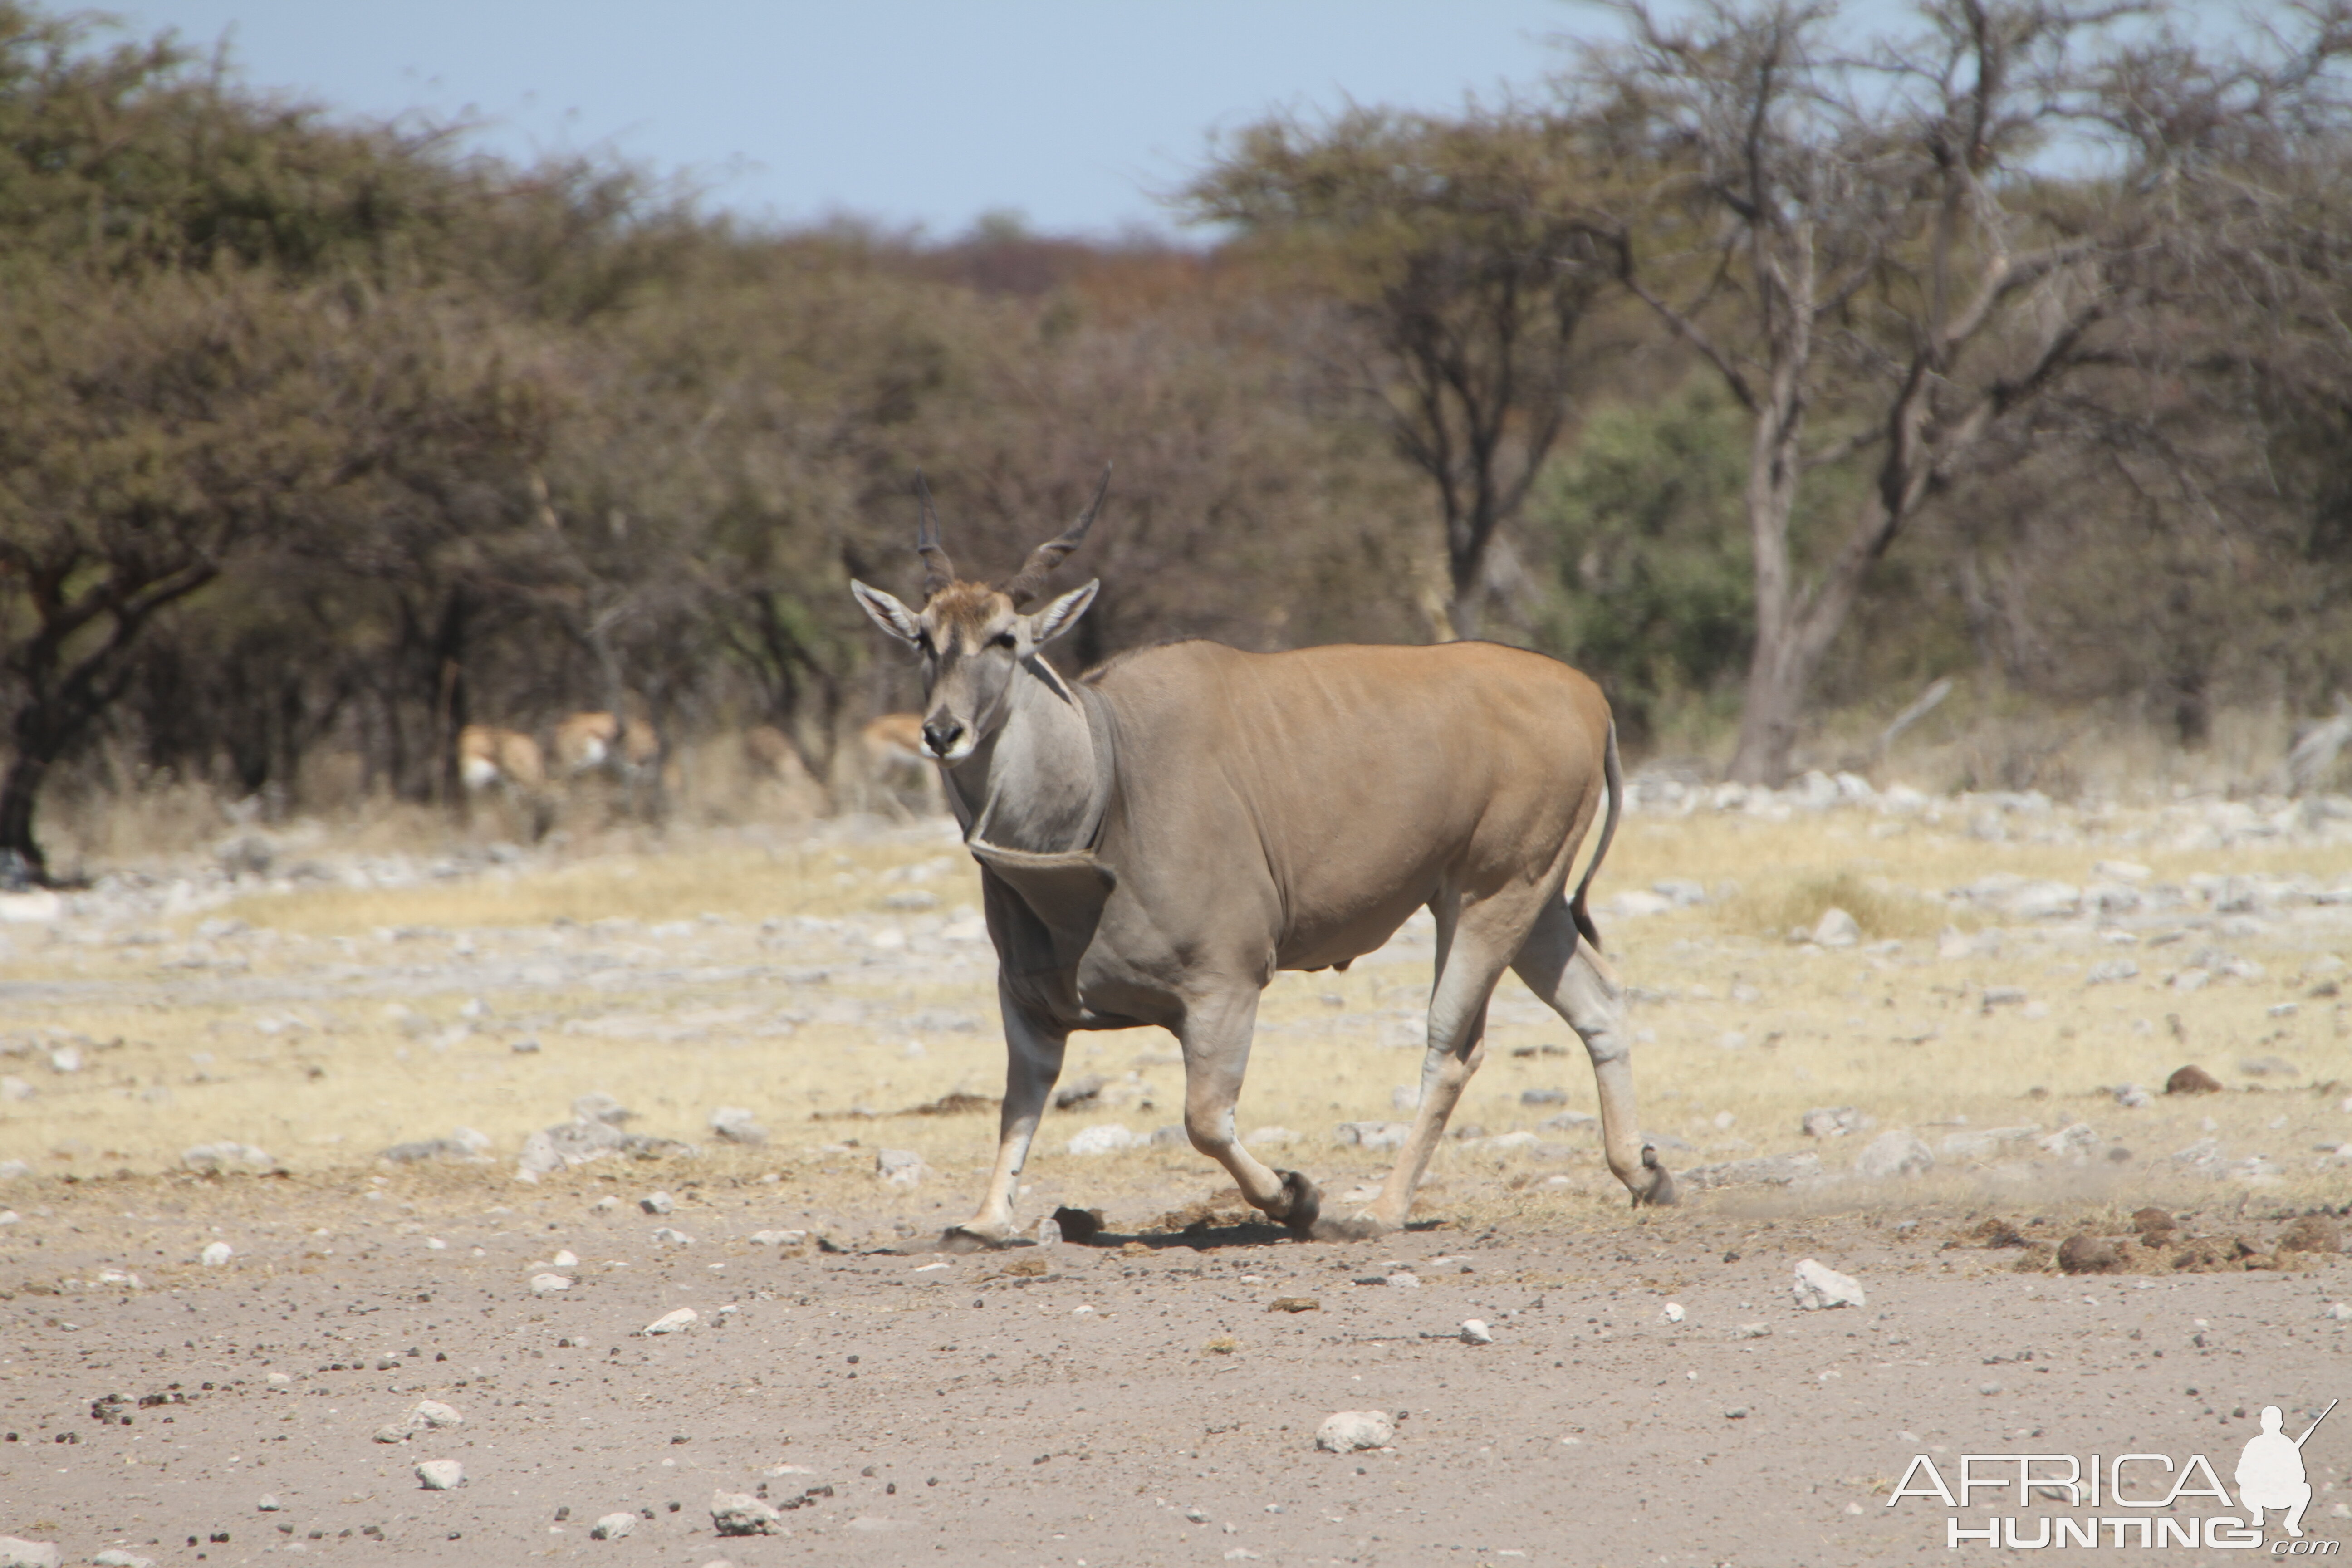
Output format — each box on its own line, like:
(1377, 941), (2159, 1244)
(851, 472), (1674, 1245)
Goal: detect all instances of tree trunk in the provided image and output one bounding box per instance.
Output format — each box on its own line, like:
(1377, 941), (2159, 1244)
(0, 750), (52, 887)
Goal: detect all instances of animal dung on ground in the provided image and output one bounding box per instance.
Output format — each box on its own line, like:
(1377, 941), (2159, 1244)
(415, 1459), (464, 1490)
(1049, 1205), (1104, 1244)
(1268, 1297), (1320, 1313)
(2058, 1235), (2128, 1274)
(1791, 1259), (1867, 1311)
(2165, 1064), (2223, 1094)
(1313, 1411), (1396, 1452)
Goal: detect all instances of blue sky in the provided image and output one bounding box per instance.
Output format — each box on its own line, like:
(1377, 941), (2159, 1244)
(100, 1), (1596, 239)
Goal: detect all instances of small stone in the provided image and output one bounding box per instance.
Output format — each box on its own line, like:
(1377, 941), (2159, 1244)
(1854, 1129), (1934, 1180)
(876, 1147), (928, 1185)
(1269, 1297), (1320, 1313)
(2086, 958), (2140, 985)
(416, 1459), (464, 1490)
(1736, 1323), (1771, 1339)
(1980, 1382), (2003, 1396)
(510, 1037), (541, 1054)
(1792, 1259), (1866, 1310)
(1661, 1303), (1685, 1323)
(1812, 907), (1860, 947)
(590, 1512), (637, 1540)
(748, 1229), (807, 1247)
(710, 1490), (784, 1536)
(709, 1107), (769, 1147)
(1459, 1318), (1493, 1344)
(1801, 1106), (1861, 1139)
(592, 1195), (621, 1213)
(412, 1400), (463, 1428)
(1981, 985), (2028, 1009)
(2038, 1122), (2098, 1155)
(652, 1226), (694, 1245)
(645, 1307), (698, 1336)
(181, 1141), (276, 1175)
(0, 1157), (27, 1179)
(1333, 1120), (1411, 1151)
(2114, 1084), (2153, 1108)
(2323, 1303), (2352, 1321)
(552, 1249), (579, 1267)
(1065, 1125), (1136, 1156)
(640, 1191), (675, 1216)
(1314, 1411), (1395, 1452)
(93, 1553), (152, 1568)
(200, 1241), (233, 1268)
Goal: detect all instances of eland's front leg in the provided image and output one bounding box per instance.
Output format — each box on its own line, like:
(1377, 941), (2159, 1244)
(947, 980), (1068, 1248)
(1178, 989), (1321, 1234)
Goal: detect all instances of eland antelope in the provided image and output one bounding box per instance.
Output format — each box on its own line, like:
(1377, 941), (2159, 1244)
(850, 471), (1674, 1246)
(456, 724), (553, 840)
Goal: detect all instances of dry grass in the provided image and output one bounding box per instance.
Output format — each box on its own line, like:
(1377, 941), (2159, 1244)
(2, 807), (2346, 1226)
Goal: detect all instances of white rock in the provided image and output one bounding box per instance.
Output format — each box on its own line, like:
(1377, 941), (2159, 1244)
(2321, 1302), (2352, 1321)
(1066, 1124), (1136, 1156)
(0, 1542), (60, 1568)
(93, 1553), (152, 1568)
(1459, 1318), (1493, 1344)
(652, 1226), (695, 1245)
(0, 890), (62, 923)
(1314, 1410), (1396, 1452)
(45, 1045), (80, 1074)
(748, 1229), (807, 1246)
(710, 1490), (785, 1535)
(2038, 1122), (2099, 1155)
(182, 1142), (276, 1175)
(0, 1077), (31, 1103)
(1801, 1106), (1862, 1139)
(640, 1191), (675, 1215)
(266, 1373), (291, 1387)
(590, 1512), (637, 1540)
(1035, 1216), (1063, 1245)
(645, 1307), (698, 1335)
(0, 1156), (26, 1176)
(1792, 1258), (1867, 1311)
(1854, 1129), (1934, 1180)
(416, 1459), (464, 1490)
(412, 1399), (463, 1428)
(2086, 958), (2140, 985)
(200, 1240), (234, 1267)
(709, 1107), (769, 1147)
(876, 1147), (929, 1183)
(1662, 1303), (1686, 1323)
(552, 1249), (579, 1267)
(530, 1272), (572, 1295)
(1248, 1126), (1299, 1147)
(1811, 907), (1861, 948)
(1940, 1124), (2043, 1159)
(2114, 1084), (2153, 1108)
(1333, 1120), (1411, 1151)
(1609, 889), (1674, 918)
(257, 1494), (282, 1510)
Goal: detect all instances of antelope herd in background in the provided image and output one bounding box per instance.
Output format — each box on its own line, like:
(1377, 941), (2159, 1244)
(456, 706), (946, 838)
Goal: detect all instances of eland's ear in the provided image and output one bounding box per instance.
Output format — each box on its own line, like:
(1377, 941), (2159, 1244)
(850, 580), (923, 645)
(1026, 579), (1099, 648)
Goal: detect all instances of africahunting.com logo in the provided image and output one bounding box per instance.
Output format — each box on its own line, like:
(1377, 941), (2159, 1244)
(1888, 1398), (2336, 1551)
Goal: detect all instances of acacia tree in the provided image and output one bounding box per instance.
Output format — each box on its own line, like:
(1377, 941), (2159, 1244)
(1582, 0), (2352, 782)
(1187, 108), (1613, 638)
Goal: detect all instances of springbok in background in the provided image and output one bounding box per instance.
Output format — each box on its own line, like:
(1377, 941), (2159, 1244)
(552, 709), (659, 780)
(850, 470), (1672, 1248)
(853, 711), (946, 819)
(456, 724), (552, 840)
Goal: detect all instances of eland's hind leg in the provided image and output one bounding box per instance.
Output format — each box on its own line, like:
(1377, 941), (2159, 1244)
(1512, 899), (1674, 1205)
(1350, 895), (1520, 1234)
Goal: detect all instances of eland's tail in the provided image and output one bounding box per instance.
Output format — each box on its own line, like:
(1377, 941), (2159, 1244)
(1568, 719), (1622, 952)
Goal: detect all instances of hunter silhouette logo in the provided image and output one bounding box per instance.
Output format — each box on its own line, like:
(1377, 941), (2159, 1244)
(1887, 1394), (2337, 1550)
(2239, 1400), (2333, 1540)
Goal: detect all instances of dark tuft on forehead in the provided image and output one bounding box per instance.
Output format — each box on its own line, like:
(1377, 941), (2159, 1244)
(923, 581), (1012, 636)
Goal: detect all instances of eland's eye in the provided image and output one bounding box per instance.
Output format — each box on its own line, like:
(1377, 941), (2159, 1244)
(991, 631), (1017, 649)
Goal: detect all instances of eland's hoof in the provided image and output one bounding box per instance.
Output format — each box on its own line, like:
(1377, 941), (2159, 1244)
(1271, 1169), (1322, 1235)
(1632, 1145), (1679, 1208)
(939, 1223), (1011, 1253)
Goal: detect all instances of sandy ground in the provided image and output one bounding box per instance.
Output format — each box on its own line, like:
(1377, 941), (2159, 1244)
(1, 789), (2349, 1565)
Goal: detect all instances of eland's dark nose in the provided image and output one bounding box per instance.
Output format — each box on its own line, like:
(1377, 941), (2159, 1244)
(922, 716), (964, 756)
